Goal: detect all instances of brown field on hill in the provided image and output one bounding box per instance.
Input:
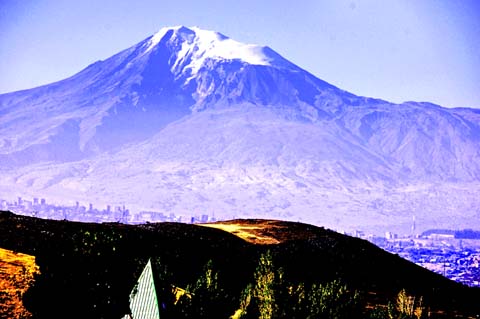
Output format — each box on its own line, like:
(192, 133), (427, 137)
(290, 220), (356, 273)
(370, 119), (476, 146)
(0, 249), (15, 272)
(199, 219), (318, 244)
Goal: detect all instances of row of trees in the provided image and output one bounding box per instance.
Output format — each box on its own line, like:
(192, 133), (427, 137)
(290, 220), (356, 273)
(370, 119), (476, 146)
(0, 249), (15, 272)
(231, 251), (363, 319)
(153, 251), (429, 319)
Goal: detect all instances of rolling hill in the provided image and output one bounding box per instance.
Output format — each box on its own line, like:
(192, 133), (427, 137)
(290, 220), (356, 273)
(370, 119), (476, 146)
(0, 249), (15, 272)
(0, 211), (479, 318)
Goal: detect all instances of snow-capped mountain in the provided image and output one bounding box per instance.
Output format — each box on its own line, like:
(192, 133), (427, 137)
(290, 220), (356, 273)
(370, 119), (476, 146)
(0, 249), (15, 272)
(1, 26), (479, 233)
(0, 26), (361, 164)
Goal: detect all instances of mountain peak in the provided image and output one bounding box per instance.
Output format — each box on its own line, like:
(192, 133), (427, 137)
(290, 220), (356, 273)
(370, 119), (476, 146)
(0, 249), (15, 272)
(144, 26), (292, 76)
(145, 25), (195, 51)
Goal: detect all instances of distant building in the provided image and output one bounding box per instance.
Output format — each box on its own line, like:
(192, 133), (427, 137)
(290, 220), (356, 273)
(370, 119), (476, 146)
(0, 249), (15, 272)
(385, 232), (398, 240)
(411, 215), (416, 235)
(353, 230), (365, 238)
(421, 229), (455, 240)
(429, 233), (455, 240)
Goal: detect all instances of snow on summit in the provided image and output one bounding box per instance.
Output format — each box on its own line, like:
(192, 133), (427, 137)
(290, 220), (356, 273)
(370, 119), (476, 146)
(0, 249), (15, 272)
(145, 26), (280, 77)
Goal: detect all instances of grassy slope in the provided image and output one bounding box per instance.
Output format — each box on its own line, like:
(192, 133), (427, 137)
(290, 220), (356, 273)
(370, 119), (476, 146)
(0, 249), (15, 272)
(0, 211), (479, 318)
(0, 248), (39, 318)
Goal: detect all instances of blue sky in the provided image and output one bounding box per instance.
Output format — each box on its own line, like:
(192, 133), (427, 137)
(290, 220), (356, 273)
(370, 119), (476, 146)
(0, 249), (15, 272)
(1, 0), (479, 108)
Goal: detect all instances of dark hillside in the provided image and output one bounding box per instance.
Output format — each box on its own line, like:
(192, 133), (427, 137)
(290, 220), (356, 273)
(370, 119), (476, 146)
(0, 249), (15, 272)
(0, 211), (253, 318)
(0, 211), (479, 318)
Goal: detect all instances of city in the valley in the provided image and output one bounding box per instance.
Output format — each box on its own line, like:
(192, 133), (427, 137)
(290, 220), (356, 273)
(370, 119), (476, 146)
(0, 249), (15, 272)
(2, 196), (479, 288)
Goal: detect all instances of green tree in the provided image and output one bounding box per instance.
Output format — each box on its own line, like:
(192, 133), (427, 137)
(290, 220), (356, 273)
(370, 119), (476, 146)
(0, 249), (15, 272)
(366, 289), (426, 319)
(175, 260), (230, 319)
(231, 283), (253, 319)
(301, 279), (362, 319)
(253, 251), (278, 319)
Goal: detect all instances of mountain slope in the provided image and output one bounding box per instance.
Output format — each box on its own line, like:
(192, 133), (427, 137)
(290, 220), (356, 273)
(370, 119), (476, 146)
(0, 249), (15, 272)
(0, 26), (353, 164)
(0, 26), (479, 232)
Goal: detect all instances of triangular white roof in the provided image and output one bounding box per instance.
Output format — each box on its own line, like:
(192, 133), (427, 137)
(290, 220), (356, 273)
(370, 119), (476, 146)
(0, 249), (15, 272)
(129, 259), (161, 319)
